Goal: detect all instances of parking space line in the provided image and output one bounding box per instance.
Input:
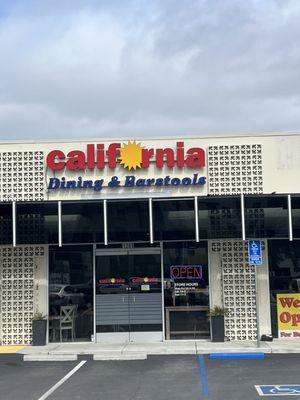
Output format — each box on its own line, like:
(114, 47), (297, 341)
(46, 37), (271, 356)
(37, 360), (87, 400)
(198, 355), (209, 396)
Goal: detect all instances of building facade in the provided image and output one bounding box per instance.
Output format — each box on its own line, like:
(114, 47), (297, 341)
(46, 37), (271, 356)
(0, 133), (300, 344)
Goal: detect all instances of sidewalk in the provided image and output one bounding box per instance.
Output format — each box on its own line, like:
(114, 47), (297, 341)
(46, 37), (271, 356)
(17, 339), (300, 361)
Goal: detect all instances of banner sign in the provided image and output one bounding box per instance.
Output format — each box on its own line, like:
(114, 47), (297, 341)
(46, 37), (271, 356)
(277, 293), (300, 338)
(248, 240), (262, 265)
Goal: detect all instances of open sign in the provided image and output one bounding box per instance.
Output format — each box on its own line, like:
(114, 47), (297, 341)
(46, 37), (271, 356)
(170, 265), (202, 280)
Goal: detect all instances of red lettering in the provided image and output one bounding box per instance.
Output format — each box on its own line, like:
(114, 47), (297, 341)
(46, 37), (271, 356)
(86, 144), (95, 169)
(280, 311), (291, 323)
(176, 142), (185, 167)
(293, 299), (300, 308)
(156, 148), (175, 168)
(281, 332), (292, 337)
(46, 142), (206, 171)
(279, 297), (294, 308)
(141, 148), (155, 167)
(106, 143), (120, 168)
(66, 150), (86, 170)
(46, 150), (66, 170)
(185, 148), (205, 167)
(292, 314), (300, 326)
(97, 144), (105, 169)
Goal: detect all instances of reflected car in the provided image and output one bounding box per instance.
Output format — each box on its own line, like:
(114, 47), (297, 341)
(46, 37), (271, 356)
(49, 284), (85, 308)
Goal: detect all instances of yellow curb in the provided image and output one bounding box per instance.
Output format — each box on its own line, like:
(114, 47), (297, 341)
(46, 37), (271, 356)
(0, 345), (26, 353)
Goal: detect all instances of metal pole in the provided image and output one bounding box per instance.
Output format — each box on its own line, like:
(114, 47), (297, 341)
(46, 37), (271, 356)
(12, 201), (16, 247)
(194, 196), (199, 242)
(255, 264), (260, 348)
(160, 241), (165, 341)
(58, 201), (62, 247)
(288, 194), (293, 241)
(103, 200), (108, 245)
(93, 243), (96, 343)
(241, 193), (245, 241)
(149, 198), (154, 244)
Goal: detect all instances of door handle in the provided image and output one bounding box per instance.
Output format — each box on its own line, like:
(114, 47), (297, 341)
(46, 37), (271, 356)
(133, 296), (136, 303)
(122, 297), (125, 303)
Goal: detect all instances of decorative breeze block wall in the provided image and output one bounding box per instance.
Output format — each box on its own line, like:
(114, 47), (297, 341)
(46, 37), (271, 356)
(221, 241), (257, 340)
(0, 151), (45, 201)
(208, 144), (263, 195)
(211, 240), (267, 341)
(0, 246), (46, 345)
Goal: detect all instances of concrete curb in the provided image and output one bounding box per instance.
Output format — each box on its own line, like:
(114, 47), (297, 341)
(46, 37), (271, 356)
(23, 354), (78, 361)
(93, 353), (147, 361)
(196, 348), (272, 354)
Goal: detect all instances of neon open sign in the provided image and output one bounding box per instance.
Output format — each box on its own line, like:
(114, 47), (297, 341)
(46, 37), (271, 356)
(170, 265), (202, 280)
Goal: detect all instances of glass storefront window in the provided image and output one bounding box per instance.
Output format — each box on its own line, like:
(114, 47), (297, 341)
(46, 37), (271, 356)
(291, 196), (300, 238)
(153, 199), (195, 241)
(107, 200), (150, 242)
(62, 201), (103, 243)
(245, 196), (289, 238)
(48, 245), (94, 342)
(198, 197), (242, 239)
(163, 242), (210, 339)
(17, 202), (58, 244)
(95, 250), (162, 340)
(268, 240), (300, 338)
(0, 203), (12, 245)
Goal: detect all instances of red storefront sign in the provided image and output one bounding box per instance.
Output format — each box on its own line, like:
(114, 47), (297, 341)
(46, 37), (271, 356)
(46, 141), (205, 171)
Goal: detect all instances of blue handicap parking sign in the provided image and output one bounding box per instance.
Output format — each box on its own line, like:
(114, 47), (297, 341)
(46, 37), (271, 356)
(248, 240), (262, 265)
(255, 385), (300, 396)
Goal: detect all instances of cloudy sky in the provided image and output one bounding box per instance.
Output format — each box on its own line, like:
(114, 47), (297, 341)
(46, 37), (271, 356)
(0, 0), (299, 140)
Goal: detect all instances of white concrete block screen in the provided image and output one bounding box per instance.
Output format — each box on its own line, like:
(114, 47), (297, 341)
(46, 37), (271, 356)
(0, 133), (300, 345)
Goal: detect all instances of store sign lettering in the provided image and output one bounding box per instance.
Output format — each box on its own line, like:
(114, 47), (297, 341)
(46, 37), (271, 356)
(46, 141), (205, 171)
(48, 174), (206, 191)
(170, 265), (202, 280)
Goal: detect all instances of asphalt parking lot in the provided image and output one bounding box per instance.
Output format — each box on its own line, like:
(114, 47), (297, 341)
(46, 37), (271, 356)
(0, 354), (299, 400)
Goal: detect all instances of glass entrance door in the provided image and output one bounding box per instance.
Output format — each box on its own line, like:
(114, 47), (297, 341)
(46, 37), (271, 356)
(95, 248), (163, 343)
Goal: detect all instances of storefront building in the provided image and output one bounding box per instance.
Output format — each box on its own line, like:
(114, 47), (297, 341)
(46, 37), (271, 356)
(0, 133), (300, 345)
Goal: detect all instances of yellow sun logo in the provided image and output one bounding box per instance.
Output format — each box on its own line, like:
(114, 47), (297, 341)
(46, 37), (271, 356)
(119, 141), (143, 170)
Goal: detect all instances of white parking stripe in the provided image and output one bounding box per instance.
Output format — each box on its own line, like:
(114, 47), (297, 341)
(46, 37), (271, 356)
(37, 360), (87, 400)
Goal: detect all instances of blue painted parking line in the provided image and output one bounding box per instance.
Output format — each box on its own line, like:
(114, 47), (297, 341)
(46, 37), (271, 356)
(198, 355), (209, 396)
(255, 385), (300, 396)
(210, 352), (265, 359)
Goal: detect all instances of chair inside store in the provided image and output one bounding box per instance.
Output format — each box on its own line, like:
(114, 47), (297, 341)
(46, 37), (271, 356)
(50, 305), (77, 342)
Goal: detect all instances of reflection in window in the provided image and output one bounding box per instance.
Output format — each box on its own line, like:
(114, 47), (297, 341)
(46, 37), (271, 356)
(62, 202), (103, 243)
(107, 200), (149, 242)
(153, 199), (195, 241)
(268, 240), (300, 338)
(48, 245), (94, 342)
(245, 196), (288, 238)
(198, 197), (242, 239)
(292, 197), (300, 238)
(0, 203), (12, 245)
(163, 242), (210, 339)
(17, 202), (58, 244)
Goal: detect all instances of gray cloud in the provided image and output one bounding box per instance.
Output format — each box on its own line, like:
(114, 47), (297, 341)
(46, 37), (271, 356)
(0, 0), (300, 140)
